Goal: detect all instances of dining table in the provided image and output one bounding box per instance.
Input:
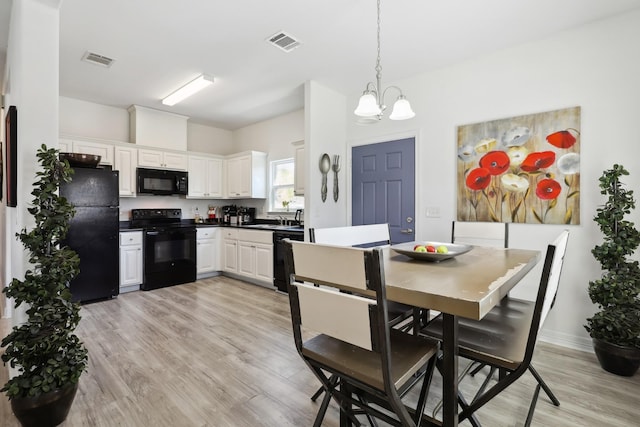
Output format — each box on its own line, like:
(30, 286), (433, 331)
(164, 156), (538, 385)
(380, 244), (541, 426)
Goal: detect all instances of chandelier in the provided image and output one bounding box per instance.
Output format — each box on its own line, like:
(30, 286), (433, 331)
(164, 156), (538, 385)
(354, 0), (415, 122)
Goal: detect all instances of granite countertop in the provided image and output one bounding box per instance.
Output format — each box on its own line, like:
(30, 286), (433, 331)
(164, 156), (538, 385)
(119, 221), (304, 233)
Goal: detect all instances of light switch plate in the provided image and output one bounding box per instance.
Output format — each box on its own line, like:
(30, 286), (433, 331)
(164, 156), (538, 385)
(425, 207), (440, 218)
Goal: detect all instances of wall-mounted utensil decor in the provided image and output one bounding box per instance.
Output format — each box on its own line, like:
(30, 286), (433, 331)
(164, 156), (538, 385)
(319, 153), (330, 202)
(332, 155), (340, 202)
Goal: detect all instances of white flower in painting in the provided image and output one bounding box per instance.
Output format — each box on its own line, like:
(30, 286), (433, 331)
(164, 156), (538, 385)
(501, 173), (529, 193)
(458, 144), (476, 162)
(557, 153), (580, 175)
(475, 138), (497, 153)
(501, 126), (531, 147)
(507, 146), (529, 167)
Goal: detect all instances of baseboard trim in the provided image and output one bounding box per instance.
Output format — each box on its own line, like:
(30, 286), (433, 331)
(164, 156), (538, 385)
(539, 329), (594, 353)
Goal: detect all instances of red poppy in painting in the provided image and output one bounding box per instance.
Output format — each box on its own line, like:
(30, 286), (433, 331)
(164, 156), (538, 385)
(520, 151), (556, 172)
(479, 151), (510, 175)
(536, 179), (561, 200)
(466, 167), (491, 190)
(546, 129), (578, 148)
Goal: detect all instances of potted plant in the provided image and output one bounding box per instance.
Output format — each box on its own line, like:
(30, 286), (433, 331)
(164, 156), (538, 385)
(1, 145), (88, 426)
(586, 164), (640, 376)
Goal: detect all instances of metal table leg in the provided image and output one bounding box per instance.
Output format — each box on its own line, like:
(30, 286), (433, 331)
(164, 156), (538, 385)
(442, 313), (459, 426)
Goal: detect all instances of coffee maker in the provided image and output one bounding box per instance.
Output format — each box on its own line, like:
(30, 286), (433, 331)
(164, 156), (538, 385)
(238, 207), (256, 225)
(221, 205), (237, 225)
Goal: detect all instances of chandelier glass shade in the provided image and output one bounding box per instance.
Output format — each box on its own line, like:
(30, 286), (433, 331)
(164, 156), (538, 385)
(354, 0), (415, 122)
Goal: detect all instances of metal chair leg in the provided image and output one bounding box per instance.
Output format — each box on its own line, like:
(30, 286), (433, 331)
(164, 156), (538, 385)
(313, 375), (338, 427)
(524, 384), (542, 427)
(528, 365), (560, 406)
(311, 385), (325, 402)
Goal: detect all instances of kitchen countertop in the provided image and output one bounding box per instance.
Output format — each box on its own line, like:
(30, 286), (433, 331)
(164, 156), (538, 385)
(119, 221), (304, 233)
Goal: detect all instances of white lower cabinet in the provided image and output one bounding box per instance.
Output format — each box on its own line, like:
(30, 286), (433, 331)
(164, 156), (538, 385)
(197, 227), (219, 277)
(119, 231), (143, 292)
(236, 229), (273, 284)
(222, 228), (239, 273)
(220, 228), (273, 286)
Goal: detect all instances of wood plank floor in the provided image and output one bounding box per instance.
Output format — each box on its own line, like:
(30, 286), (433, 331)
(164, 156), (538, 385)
(1, 276), (638, 426)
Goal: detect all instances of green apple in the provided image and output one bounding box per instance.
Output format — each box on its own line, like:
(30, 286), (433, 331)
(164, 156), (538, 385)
(414, 245), (427, 252)
(436, 245), (449, 254)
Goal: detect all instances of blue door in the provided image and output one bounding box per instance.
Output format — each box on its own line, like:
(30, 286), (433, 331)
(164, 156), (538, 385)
(352, 138), (415, 244)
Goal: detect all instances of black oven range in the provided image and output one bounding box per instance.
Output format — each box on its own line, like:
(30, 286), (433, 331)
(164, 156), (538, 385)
(130, 208), (196, 290)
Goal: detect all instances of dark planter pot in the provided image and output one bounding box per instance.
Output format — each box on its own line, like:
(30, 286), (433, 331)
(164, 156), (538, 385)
(593, 338), (640, 377)
(10, 383), (78, 427)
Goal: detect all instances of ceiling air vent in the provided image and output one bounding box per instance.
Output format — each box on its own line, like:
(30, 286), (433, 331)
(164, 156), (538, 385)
(267, 31), (300, 52)
(81, 51), (115, 68)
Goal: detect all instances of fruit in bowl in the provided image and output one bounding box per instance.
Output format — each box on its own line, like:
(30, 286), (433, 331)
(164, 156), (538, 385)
(436, 245), (449, 254)
(413, 245), (427, 252)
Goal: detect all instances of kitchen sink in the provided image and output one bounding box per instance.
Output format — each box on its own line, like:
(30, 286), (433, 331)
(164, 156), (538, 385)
(248, 224), (303, 231)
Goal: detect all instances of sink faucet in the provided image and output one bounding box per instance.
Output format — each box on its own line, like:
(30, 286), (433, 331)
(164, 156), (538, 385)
(278, 215), (286, 226)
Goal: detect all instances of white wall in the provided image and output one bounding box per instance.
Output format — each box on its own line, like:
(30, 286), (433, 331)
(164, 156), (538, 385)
(344, 10), (640, 352)
(188, 122), (234, 155)
(2, 0), (61, 323)
(305, 81), (347, 230)
(59, 96), (129, 142)
(232, 109), (304, 216)
(59, 96), (234, 154)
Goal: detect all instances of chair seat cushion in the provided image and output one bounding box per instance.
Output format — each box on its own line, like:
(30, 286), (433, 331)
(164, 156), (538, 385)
(421, 298), (534, 370)
(302, 329), (438, 391)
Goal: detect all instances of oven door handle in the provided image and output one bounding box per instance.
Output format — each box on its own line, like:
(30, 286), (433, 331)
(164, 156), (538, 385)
(146, 231), (160, 236)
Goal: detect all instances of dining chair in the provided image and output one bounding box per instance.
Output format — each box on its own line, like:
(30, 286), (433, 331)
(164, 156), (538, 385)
(283, 240), (439, 427)
(451, 221), (509, 248)
(310, 224), (416, 331)
(421, 230), (568, 425)
(308, 224), (420, 415)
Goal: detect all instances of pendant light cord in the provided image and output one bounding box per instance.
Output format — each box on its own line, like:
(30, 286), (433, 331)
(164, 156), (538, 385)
(375, 0), (382, 84)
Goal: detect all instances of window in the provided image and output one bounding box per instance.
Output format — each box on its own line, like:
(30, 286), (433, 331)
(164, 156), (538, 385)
(270, 158), (303, 212)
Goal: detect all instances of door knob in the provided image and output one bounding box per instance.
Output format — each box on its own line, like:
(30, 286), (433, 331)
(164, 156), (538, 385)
(400, 228), (414, 234)
(407, 217), (413, 223)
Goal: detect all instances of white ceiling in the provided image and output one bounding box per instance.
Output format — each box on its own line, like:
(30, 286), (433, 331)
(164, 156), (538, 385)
(2, 0), (640, 129)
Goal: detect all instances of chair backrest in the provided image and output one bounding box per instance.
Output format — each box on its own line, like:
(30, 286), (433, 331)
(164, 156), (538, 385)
(524, 230), (570, 361)
(309, 223), (391, 247)
(539, 230), (570, 330)
(283, 239), (390, 353)
(451, 221), (509, 248)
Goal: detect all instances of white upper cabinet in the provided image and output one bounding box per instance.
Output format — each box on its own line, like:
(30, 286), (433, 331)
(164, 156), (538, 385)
(59, 139), (72, 152)
(59, 138), (114, 165)
(138, 148), (187, 170)
(188, 155), (223, 198)
(114, 146), (138, 197)
(225, 151), (267, 199)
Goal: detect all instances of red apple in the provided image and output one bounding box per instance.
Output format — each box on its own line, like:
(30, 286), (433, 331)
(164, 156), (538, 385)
(426, 245), (436, 253)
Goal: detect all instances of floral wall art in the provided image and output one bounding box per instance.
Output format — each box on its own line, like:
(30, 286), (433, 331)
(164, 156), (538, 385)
(457, 106), (580, 224)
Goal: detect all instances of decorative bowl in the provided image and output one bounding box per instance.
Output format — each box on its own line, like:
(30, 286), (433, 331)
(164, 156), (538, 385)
(390, 241), (473, 262)
(59, 152), (101, 168)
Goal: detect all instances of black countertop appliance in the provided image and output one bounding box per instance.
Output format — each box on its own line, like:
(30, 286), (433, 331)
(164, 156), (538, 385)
(221, 205), (237, 225)
(61, 167), (120, 303)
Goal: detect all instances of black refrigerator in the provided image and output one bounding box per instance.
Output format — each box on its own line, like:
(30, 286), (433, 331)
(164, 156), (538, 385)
(60, 167), (120, 303)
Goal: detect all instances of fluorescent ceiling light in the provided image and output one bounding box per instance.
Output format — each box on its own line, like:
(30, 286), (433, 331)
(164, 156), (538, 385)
(162, 74), (213, 106)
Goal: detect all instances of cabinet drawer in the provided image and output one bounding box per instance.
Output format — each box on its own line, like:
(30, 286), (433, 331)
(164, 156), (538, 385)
(222, 228), (238, 240)
(197, 227), (218, 240)
(238, 229), (273, 244)
(120, 231), (143, 246)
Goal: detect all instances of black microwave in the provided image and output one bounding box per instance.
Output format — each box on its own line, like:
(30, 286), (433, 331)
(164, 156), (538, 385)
(137, 168), (188, 195)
